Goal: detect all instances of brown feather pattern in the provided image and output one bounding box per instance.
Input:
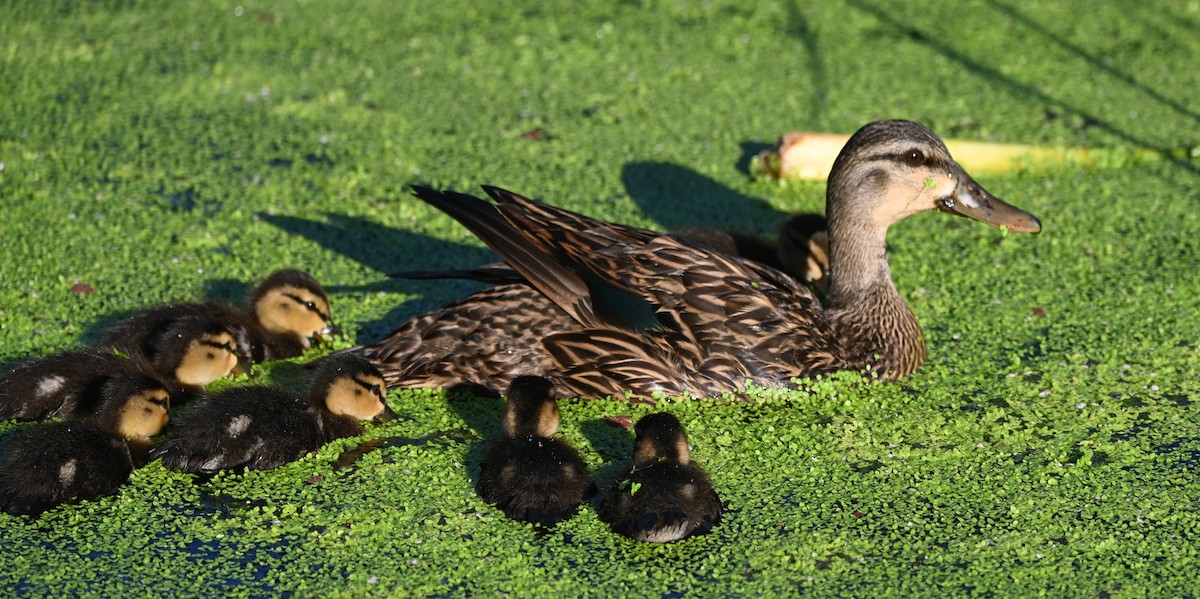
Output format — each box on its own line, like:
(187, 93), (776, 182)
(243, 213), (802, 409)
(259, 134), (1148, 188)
(354, 121), (1040, 401)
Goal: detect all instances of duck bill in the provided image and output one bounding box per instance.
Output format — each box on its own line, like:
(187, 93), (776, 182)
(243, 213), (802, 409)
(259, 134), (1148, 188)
(936, 171), (1042, 234)
(313, 323), (342, 346)
(232, 353), (254, 376)
(373, 405), (399, 423)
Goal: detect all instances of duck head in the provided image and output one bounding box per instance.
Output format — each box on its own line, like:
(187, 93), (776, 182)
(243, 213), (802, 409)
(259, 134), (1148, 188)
(99, 373), (171, 440)
(313, 354), (395, 422)
(163, 318), (241, 387)
(827, 120), (1041, 235)
(633, 412), (691, 466)
(502, 375), (561, 438)
(251, 269), (335, 348)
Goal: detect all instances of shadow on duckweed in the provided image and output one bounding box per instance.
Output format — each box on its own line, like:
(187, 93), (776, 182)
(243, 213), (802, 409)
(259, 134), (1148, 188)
(333, 428), (478, 471)
(258, 212), (497, 291)
(845, 0), (1200, 179)
(259, 211), (498, 341)
(620, 161), (787, 234)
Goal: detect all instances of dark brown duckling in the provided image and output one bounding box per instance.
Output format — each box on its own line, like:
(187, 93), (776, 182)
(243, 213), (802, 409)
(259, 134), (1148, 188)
(599, 412), (722, 543)
(476, 375), (595, 526)
(99, 269), (334, 367)
(0, 373), (170, 515)
(0, 319), (235, 420)
(671, 213), (830, 296)
(152, 354), (393, 472)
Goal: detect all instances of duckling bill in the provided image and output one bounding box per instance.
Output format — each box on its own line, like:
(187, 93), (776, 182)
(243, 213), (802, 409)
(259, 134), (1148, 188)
(599, 412), (721, 543)
(475, 375), (595, 526)
(354, 120), (1041, 400)
(152, 354), (393, 472)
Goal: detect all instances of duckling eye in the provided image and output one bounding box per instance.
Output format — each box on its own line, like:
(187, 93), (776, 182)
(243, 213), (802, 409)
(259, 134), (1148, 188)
(304, 301), (316, 310)
(904, 149), (926, 167)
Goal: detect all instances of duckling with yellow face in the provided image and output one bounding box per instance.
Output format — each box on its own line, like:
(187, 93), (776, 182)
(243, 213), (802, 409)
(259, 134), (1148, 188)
(0, 318), (237, 421)
(100, 269), (334, 369)
(599, 413), (722, 543)
(0, 373), (170, 515)
(152, 354), (393, 472)
(475, 375), (595, 526)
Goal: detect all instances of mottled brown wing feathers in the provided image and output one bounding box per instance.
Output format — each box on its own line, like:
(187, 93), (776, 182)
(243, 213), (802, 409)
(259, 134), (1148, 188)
(410, 186), (600, 326)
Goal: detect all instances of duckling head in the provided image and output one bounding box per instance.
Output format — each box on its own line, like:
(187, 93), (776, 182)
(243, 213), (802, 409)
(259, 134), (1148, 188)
(776, 213), (830, 292)
(166, 318), (241, 387)
(826, 120), (1041, 237)
(632, 412), (691, 466)
(251, 269), (334, 348)
(95, 372), (171, 440)
(311, 354), (394, 422)
(502, 375), (560, 438)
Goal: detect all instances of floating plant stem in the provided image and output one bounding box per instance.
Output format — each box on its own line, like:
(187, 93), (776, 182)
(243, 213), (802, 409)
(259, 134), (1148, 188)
(753, 130), (1179, 181)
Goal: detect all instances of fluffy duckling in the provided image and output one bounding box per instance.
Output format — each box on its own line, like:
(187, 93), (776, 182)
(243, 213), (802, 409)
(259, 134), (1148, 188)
(0, 373), (170, 515)
(599, 413), (722, 543)
(100, 269), (334, 367)
(0, 320), (234, 420)
(475, 375), (595, 526)
(152, 354), (393, 472)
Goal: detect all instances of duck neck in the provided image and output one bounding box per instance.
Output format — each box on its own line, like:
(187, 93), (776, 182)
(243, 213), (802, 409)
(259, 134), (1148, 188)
(825, 219), (926, 380)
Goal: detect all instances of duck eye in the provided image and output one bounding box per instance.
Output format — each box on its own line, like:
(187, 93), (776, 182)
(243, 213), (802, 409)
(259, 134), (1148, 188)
(904, 149), (925, 167)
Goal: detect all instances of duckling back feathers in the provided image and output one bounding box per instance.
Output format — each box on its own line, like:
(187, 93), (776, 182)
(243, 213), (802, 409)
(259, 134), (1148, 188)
(153, 386), (324, 472)
(476, 375), (594, 526)
(599, 413), (722, 543)
(0, 374), (170, 515)
(0, 423), (133, 515)
(0, 349), (165, 421)
(154, 354), (390, 472)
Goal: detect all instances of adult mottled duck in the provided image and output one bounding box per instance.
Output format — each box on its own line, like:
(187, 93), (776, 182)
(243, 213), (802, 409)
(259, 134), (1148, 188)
(355, 120), (1041, 400)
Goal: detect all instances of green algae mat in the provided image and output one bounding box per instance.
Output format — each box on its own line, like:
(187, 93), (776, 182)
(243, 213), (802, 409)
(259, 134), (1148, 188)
(3, 1), (1199, 596)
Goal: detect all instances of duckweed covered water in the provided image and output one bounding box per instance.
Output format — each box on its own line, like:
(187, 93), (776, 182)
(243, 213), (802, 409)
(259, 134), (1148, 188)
(2, 0), (1199, 596)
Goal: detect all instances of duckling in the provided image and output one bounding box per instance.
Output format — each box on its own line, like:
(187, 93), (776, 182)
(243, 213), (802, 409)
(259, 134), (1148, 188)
(0, 373), (170, 515)
(354, 120), (1041, 399)
(598, 412), (722, 543)
(100, 269), (333, 367)
(152, 354), (393, 472)
(0, 320), (232, 420)
(671, 212), (831, 296)
(475, 375), (595, 526)
(143, 316), (244, 393)
(245, 269), (335, 360)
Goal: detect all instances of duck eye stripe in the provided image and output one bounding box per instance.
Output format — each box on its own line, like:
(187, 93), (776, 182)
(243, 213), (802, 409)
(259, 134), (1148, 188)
(284, 293), (330, 320)
(351, 376), (385, 400)
(200, 340), (235, 352)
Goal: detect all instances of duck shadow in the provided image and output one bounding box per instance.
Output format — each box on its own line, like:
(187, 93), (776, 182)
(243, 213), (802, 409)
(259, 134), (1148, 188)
(259, 212), (497, 289)
(577, 417), (635, 509)
(444, 387), (506, 487)
(620, 161), (788, 234)
(844, 0), (1199, 178)
(259, 212), (498, 342)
